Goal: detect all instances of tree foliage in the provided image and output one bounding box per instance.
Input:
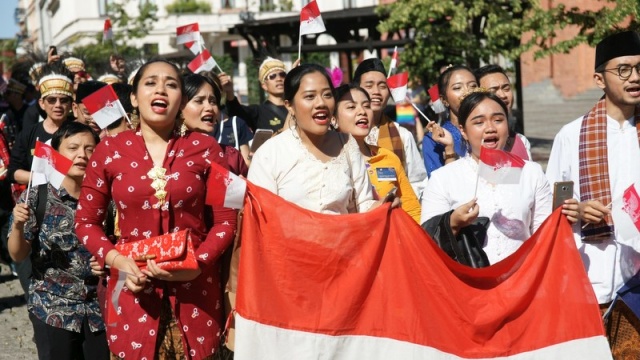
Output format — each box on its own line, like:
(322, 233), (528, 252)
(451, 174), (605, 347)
(166, 0), (212, 15)
(377, 0), (639, 85)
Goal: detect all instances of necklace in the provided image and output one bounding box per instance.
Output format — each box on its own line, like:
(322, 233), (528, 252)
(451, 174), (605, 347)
(147, 164), (168, 205)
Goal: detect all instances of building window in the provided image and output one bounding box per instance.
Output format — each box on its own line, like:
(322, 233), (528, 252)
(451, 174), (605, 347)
(98, 0), (113, 16)
(260, 0), (275, 12)
(342, 0), (354, 8)
(221, 0), (235, 9)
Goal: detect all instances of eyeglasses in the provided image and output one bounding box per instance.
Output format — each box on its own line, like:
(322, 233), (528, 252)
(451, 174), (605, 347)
(602, 63), (640, 80)
(44, 96), (71, 105)
(267, 71), (287, 81)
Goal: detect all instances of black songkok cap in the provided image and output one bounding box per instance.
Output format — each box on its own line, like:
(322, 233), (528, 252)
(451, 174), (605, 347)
(75, 80), (107, 104)
(353, 58), (386, 83)
(595, 31), (640, 70)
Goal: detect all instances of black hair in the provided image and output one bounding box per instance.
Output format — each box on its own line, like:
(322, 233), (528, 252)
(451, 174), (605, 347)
(474, 64), (508, 83)
(284, 63), (335, 103)
(51, 120), (99, 151)
(111, 83), (133, 114)
(334, 84), (370, 115)
(184, 74), (220, 107)
(457, 91), (509, 128)
(130, 58), (184, 96)
(437, 65), (475, 102)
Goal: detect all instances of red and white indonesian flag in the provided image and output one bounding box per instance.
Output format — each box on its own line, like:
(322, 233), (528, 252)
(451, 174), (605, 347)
(478, 146), (525, 184)
(188, 50), (217, 74)
(176, 23), (200, 45)
(185, 34), (206, 55)
(82, 85), (127, 129)
(205, 160), (246, 209)
(428, 83), (447, 114)
(300, 0), (325, 36)
(387, 71), (408, 104)
(612, 182), (640, 241)
(31, 140), (73, 189)
(234, 185), (611, 360)
(103, 18), (113, 43)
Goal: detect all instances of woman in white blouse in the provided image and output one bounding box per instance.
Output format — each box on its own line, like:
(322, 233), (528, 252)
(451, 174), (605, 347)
(248, 64), (388, 214)
(421, 91), (552, 264)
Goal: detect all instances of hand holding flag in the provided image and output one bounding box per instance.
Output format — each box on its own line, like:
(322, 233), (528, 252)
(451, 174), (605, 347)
(82, 85), (129, 129)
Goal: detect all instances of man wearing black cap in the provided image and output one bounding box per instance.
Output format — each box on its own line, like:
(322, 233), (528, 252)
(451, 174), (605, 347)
(546, 31), (640, 356)
(353, 58), (427, 195)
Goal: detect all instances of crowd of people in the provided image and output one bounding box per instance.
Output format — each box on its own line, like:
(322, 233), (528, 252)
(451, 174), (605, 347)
(0, 30), (639, 359)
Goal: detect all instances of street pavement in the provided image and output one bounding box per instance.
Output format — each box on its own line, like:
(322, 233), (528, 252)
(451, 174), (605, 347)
(0, 82), (604, 359)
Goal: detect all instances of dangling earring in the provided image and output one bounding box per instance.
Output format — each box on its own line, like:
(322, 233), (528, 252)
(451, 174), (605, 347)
(180, 123), (188, 137)
(176, 112), (188, 136)
(131, 108), (140, 128)
(331, 116), (338, 130)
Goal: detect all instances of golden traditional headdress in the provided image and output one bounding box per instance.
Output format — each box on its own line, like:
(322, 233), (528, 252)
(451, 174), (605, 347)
(39, 74), (73, 98)
(63, 57), (85, 73)
(97, 73), (121, 85)
(258, 57), (286, 84)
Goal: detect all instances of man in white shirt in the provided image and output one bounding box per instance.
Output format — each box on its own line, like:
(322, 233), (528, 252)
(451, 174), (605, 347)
(546, 31), (640, 357)
(353, 58), (427, 195)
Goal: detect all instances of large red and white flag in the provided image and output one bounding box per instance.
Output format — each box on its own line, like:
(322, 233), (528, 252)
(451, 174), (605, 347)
(234, 185), (611, 360)
(478, 146), (525, 184)
(205, 161), (246, 209)
(428, 83), (447, 113)
(103, 18), (113, 44)
(176, 23), (200, 45)
(31, 140), (73, 189)
(82, 85), (127, 129)
(612, 182), (640, 241)
(188, 50), (217, 74)
(300, 0), (325, 36)
(387, 71), (408, 104)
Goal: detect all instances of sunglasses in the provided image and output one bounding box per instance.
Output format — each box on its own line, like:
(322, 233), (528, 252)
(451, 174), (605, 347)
(44, 96), (71, 105)
(267, 71), (287, 81)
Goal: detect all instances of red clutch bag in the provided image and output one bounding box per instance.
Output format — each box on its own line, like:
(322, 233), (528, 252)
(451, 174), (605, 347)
(116, 229), (199, 271)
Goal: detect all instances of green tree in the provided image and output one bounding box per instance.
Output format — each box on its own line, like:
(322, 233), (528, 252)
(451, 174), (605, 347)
(67, 0), (158, 74)
(377, 0), (639, 85)
(166, 0), (212, 14)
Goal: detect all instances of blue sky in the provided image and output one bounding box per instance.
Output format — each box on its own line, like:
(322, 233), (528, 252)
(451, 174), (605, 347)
(0, 0), (19, 39)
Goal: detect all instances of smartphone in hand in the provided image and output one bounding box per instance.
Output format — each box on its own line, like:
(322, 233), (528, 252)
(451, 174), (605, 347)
(552, 181), (574, 210)
(250, 129), (274, 153)
(49, 46), (57, 56)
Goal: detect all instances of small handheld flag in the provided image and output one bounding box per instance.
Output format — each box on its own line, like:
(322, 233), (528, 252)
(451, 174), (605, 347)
(298, 0), (325, 60)
(387, 72), (408, 104)
(103, 18), (113, 44)
(387, 46), (399, 77)
(477, 146), (525, 185)
(428, 84), (447, 114)
(31, 140), (73, 189)
(176, 23), (200, 45)
(82, 85), (128, 129)
(206, 161), (247, 209)
(188, 50), (220, 74)
(612, 183), (640, 241)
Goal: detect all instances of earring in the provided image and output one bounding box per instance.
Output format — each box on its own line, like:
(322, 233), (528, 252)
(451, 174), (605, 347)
(180, 123), (188, 137)
(131, 108), (140, 128)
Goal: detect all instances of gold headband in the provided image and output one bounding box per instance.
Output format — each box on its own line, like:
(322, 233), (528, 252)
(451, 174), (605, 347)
(39, 74), (74, 98)
(98, 73), (121, 85)
(63, 57), (85, 73)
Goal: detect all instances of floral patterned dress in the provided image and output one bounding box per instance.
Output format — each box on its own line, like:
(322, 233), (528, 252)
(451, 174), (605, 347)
(75, 130), (237, 360)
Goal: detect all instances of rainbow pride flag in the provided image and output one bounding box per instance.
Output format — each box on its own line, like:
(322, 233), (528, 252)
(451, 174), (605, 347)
(395, 103), (415, 125)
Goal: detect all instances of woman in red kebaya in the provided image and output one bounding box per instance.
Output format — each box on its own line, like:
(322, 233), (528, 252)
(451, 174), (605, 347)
(75, 59), (236, 359)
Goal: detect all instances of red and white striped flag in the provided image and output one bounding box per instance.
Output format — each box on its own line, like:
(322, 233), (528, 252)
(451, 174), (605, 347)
(188, 50), (218, 74)
(82, 85), (127, 129)
(612, 182), (640, 241)
(234, 185), (611, 360)
(184, 34), (206, 55)
(428, 83), (447, 114)
(103, 18), (113, 44)
(31, 140), (73, 189)
(176, 23), (200, 45)
(299, 0), (325, 36)
(387, 71), (408, 103)
(478, 146), (525, 184)
(205, 161), (246, 209)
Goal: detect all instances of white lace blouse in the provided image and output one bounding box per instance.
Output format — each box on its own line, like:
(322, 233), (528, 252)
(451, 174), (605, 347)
(421, 155), (552, 264)
(248, 129), (376, 214)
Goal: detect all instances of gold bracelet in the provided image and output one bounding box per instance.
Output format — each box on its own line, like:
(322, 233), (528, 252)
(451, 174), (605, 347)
(111, 253), (121, 268)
